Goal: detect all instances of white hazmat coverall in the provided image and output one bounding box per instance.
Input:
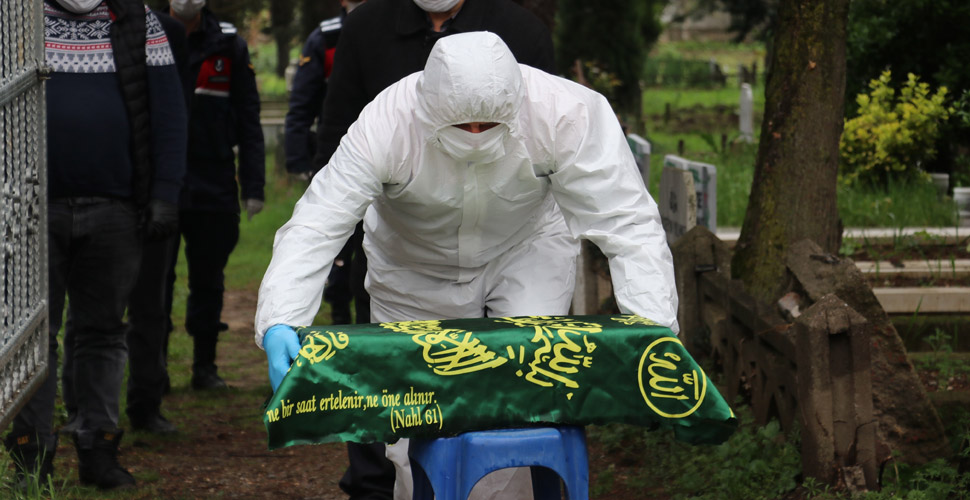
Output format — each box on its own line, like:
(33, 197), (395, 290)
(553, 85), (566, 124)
(255, 31), (678, 500)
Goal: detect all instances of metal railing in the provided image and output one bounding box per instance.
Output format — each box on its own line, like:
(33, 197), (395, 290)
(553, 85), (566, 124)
(0, 0), (49, 431)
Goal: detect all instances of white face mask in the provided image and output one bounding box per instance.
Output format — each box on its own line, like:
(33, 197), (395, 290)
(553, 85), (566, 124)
(54, 0), (102, 14)
(344, 1), (363, 13)
(435, 124), (509, 164)
(171, 0), (206, 19)
(413, 0), (461, 13)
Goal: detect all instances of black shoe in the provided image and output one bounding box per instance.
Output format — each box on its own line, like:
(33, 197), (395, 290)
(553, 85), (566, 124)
(74, 429), (135, 490)
(129, 413), (178, 435)
(4, 431), (57, 489)
(191, 366), (228, 390)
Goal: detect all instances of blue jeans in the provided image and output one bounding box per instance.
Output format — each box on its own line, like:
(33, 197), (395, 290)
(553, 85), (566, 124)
(18, 199), (141, 442)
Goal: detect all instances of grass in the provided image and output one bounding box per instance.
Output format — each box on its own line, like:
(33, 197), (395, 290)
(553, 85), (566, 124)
(643, 84), (767, 118)
(641, 130), (758, 227)
(650, 40), (768, 71)
(838, 180), (959, 227)
(589, 399), (970, 500)
(639, 76), (960, 229)
(589, 405), (802, 500)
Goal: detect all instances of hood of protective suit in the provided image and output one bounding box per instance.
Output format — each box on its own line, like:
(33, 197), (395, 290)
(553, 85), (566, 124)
(416, 32), (524, 146)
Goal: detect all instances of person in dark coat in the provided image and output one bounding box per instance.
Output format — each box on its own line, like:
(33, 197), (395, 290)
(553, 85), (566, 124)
(168, 0), (265, 390)
(5, 0), (186, 490)
(284, 0), (366, 327)
(121, 7), (188, 436)
(309, 1), (553, 498)
(313, 0), (554, 169)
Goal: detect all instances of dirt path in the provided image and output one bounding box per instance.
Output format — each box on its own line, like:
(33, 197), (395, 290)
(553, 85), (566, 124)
(53, 289), (350, 499)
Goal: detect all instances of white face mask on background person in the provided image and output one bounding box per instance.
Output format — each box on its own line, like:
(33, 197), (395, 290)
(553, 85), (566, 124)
(412, 0), (461, 13)
(171, 0), (206, 19)
(435, 124), (509, 164)
(54, 0), (102, 14)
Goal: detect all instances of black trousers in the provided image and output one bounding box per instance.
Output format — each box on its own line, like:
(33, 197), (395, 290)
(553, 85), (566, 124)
(125, 233), (178, 418)
(339, 224), (390, 498)
(340, 442), (396, 500)
(177, 211), (239, 339)
(325, 221), (371, 324)
(42, 200), (141, 440)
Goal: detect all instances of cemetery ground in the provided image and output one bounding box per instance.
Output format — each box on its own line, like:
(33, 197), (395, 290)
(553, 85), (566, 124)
(6, 275), (969, 499)
(6, 39), (970, 499)
(5, 208), (970, 499)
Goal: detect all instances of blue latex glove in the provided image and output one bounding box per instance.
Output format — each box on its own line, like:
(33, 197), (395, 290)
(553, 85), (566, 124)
(263, 324), (301, 391)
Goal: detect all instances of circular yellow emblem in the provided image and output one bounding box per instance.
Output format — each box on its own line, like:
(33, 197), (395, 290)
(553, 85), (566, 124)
(637, 337), (707, 418)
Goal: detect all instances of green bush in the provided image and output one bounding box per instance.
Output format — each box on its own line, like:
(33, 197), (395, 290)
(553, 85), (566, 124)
(257, 73), (288, 100)
(840, 71), (951, 187)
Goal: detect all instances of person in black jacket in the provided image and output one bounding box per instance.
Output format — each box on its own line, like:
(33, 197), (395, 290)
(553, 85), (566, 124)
(168, 0), (265, 390)
(121, 7), (188, 436)
(313, 0), (554, 170)
(4, 0), (186, 491)
(309, 2), (554, 498)
(284, 0), (366, 327)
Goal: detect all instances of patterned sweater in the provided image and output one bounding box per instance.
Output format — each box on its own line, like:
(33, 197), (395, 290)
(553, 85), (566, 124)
(44, 0), (186, 204)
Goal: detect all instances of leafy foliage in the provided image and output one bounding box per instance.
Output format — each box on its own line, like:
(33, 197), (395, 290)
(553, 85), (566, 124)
(554, 0), (663, 119)
(667, 417), (800, 500)
(692, 0), (779, 43)
(845, 0), (970, 177)
(846, 0), (970, 115)
(840, 71), (951, 187)
(589, 406), (801, 500)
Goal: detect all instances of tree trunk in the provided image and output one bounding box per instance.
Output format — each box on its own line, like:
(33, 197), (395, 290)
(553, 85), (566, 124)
(731, 0), (848, 302)
(271, 0), (297, 77)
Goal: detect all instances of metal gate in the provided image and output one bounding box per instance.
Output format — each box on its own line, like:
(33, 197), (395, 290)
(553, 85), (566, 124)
(0, 0), (49, 430)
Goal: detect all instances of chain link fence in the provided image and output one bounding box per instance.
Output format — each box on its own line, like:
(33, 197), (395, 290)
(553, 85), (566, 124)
(0, 0), (49, 430)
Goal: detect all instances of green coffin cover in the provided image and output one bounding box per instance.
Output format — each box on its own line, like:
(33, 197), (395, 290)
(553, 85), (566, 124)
(264, 314), (736, 449)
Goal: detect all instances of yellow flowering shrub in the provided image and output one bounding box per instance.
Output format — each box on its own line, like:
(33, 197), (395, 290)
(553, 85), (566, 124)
(840, 71), (951, 186)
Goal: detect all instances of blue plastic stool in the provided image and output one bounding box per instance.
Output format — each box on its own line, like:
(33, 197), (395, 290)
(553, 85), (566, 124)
(408, 426), (589, 500)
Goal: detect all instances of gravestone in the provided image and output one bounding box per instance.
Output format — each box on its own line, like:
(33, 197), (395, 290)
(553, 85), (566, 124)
(659, 166), (697, 244)
(739, 83), (754, 143)
(626, 133), (651, 187)
(663, 155), (717, 234)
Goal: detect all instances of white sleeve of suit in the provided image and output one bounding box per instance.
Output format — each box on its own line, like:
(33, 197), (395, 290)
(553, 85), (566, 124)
(254, 106), (390, 347)
(546, 91), (680, 333)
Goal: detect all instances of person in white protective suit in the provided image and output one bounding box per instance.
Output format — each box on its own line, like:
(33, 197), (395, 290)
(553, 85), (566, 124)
(256, 31), (678, 500)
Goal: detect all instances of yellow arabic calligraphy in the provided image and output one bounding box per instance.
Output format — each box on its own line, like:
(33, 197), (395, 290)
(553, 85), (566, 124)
(637, 337), (707, 418)
(611, 314), (660, 326)
(296, 331), (350, 367)
(498, 316), (601, 398)
(647, 352), (687, 399)
(380, 321), (507, 376)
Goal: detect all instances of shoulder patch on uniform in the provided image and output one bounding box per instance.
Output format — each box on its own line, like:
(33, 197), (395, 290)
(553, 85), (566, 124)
(219, 21), (237, 35)
(319, 16), (342, 33)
